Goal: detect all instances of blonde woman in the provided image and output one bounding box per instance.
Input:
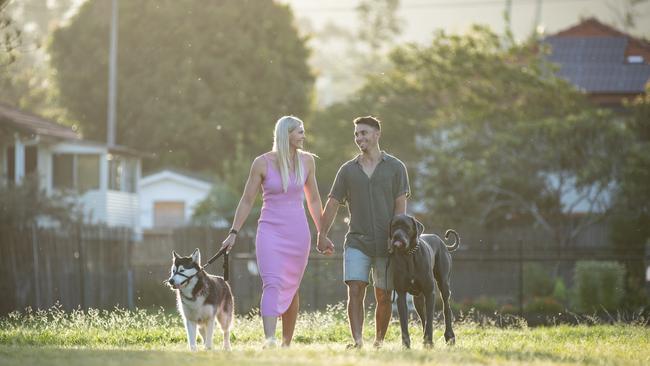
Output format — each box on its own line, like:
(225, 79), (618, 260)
(221, 116), (323, 348)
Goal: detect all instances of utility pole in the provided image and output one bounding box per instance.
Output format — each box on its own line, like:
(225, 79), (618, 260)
(107, 0), (118, 147)
(532, 0), (543, 36)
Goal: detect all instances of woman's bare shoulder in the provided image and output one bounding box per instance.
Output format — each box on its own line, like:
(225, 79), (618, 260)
(300, 150), (317, 162)
(251, 153), (270, 173)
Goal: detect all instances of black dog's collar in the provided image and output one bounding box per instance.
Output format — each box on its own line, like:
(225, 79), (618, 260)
(406, 238), (420, 255)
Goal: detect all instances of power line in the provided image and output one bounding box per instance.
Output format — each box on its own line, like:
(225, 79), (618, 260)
(292, 0), (595, 13)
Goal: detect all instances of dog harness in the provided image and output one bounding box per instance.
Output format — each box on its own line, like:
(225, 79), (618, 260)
(167, 246), (230, 288)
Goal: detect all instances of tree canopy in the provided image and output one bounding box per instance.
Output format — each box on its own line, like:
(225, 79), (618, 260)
(311, 26), (625, 244)
(50, 0), (314, 180)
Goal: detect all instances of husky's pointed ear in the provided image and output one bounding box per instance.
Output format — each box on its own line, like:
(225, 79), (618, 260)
(191, 248), (201, 264)
(172, 250), (180, 259)
(411, 216), (425, 240)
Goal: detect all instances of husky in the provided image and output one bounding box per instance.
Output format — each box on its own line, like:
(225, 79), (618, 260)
(167, 248), (234, 351)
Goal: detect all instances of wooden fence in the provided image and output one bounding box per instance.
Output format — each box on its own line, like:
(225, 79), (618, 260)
(0, 224), (134, 314)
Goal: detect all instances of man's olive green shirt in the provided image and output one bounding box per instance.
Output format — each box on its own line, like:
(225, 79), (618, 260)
(328, 151), (410, 257)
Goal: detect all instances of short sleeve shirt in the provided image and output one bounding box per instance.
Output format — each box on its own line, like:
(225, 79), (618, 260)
(328, 151), (410, 257)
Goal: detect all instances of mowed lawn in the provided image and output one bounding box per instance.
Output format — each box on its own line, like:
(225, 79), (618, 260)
(0, 307), (648, 366)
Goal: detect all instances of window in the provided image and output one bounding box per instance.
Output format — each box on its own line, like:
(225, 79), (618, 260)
(123, 159), (137, 193)
(154, 201), (186, 228)
(25, 146), (37, 175)
(5, 146), (15, 183)
(108, 157), (137, 193)
(77, 155), (100, 193)
(52, 153), (100, 193)
(53, 154), (74, 189)
(627, 55), (644, 64)
(2, 145), (37, 183)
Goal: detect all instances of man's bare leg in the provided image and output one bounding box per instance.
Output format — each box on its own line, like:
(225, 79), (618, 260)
(373, 287), (392, 348)
(346, 280), (367, 348)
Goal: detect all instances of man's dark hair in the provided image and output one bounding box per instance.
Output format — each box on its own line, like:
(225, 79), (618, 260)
(353, 116), (381, 131)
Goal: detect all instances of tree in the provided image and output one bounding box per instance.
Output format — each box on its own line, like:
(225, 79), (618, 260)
(301, 0), (403, 106)
(311, 26), (625, 247)
(609, 86), (650, 308)
(356, 0), (403, 53)
(614, 86), (650, 234)
(0, 0), (21, 67)
(49, 0), (314, 179)
(0, 0), (75, 123)
(607, 0), (650, 32)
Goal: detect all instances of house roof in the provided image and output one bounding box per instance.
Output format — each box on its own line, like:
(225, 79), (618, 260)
(1, 102), (147, 157)
(552, 18), (650, 57)
(139, 169), (214, 191)
(0, 102), (79, 140)
(543, 18), (650, 94)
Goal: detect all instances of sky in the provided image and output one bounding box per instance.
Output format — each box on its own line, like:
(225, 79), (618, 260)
(281, 0), (650, 43)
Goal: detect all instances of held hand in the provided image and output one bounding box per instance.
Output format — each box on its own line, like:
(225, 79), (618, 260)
(221, 234), (236, 254)
(317, 233), (335, 256)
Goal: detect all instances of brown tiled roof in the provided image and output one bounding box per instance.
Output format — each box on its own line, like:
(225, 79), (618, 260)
(552, 18), (650, 58)
(0, 101), (79, 140)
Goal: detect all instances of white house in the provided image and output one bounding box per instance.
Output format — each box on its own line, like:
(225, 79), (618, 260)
(0, 102), (142, 231)
(138, 169), (213, 230)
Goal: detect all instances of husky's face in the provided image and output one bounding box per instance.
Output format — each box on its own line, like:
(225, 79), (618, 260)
(168, 248), (201, 289)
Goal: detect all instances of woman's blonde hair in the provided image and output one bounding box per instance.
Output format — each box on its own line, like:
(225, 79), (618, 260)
(272, 116), (305, 192)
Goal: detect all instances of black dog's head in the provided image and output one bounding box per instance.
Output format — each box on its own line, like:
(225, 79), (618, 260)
(388, 214), (424, 254)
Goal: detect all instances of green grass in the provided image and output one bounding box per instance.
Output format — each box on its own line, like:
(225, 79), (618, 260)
(0, 304), (649, 365)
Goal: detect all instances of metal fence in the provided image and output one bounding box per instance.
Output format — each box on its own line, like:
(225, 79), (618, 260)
(2, 223), (647, 315)
(133, 224), (648, 315)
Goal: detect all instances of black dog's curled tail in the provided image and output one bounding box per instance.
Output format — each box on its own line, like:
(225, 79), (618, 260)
(444, 229), (460, 252)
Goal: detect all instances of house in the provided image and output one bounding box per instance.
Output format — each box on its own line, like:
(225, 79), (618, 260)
(540, 19), (650, 214)
(0, 102), (142, 231)
(139, 169), (213, 230)
(544, 18), (650, 108)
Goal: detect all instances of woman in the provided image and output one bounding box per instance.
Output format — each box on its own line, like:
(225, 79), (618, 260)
(221, 116), (322, 348)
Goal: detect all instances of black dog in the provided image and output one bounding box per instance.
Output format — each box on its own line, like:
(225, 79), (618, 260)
(388, 213), (459, 348)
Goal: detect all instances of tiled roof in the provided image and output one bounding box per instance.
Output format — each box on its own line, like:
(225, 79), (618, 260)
(544, 36), (650, 93)
(0, 102), (79, 140)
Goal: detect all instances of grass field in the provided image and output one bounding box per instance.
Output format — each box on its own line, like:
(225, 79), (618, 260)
(0, 305), (648, 366)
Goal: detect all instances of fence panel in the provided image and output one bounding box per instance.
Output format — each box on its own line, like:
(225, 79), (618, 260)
(0, 224), (134, 314)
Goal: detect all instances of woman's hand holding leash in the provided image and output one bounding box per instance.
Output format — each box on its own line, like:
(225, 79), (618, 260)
(221, 234), (236, 254)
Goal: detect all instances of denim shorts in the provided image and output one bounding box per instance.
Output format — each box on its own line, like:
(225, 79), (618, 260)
(344, 246), (393, 290)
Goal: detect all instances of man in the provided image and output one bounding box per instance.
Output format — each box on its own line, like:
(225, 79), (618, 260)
(317, 116), (410, 349)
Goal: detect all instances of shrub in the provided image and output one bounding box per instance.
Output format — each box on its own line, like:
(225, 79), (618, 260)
(524, 296), (564, 315)
(552, 278), (568, 304)
(523, 263), (555, 299)
(499, 303), (518, 314)
(468, 296), (499, 314)
(572, 261), (625, 313)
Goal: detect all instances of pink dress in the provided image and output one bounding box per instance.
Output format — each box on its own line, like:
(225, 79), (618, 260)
(256, 153), (310, 317)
